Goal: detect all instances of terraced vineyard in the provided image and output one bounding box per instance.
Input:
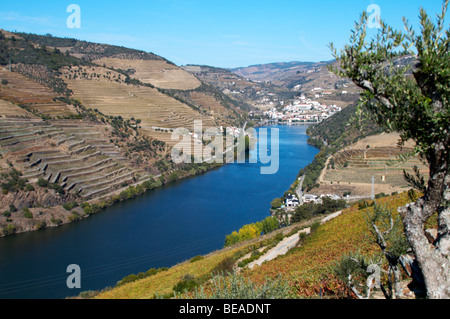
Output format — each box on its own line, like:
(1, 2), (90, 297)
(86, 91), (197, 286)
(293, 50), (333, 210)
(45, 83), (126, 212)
(313, 139), (429, 197)
(0, 116), (141, 203)
(0, 30), (248, 238)
(95, 58), (202, 90)
(0, 68), (74, 117)
(0, 99), (37, 118)
(243, 192), (412, 298)
(66, 79), (218, 133)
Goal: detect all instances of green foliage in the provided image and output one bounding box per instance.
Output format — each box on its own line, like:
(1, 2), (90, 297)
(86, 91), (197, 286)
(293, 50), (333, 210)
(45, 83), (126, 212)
(36, 178), (65, 195)
(168, 171), (179, 182)
(62, 201), (78, 211)
(363, 203), (410, 258)
(270, 198), (283, 209)
(237, 250), (264, 268)
(23, 208), (33, 219)
(332, 251), (375, 295)
(307, 103), (382, 150)
(329, 1), (450, 161)
(224, 222), (263, 247)
(298, 147), (333, 192)
(306, 137), (325, 149)
(83, 205), (94, 215)
(210, 257), (236, 276)
(358, 200), (374, 210)
(0, 33), (88, 70)
(50, 217), (63, 225)
(261, 216), (280, 235)
(67, 212), (81, 223)
(403, 165), (427, 193)
(116, 268), (168, 287)
(189, 255), (205, 263)
(186, 272), (291, 299)
(37, 178), (49, 188)
(1, 168), (27, 193)
(173, 274), (200, 294)
(2, 224), (16, 236)
(309, 221), (321, 234)
(35, 221), (47, 230)
(225, 216), (282, 248)
(291, 197), (347, 224)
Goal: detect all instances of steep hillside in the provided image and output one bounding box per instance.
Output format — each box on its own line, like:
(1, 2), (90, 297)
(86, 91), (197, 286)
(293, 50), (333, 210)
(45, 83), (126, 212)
(232, 61), (328, 83)
(232, 60), (360, 108)
(311, 132), (428, 198)
(90, 192), (417, 299)
(306, 103), (384, 150)
(96, 58), (201, 90)
(183, 64), (295, 110)
(243, 192), (413, 298)
(0, 30), (243, 237)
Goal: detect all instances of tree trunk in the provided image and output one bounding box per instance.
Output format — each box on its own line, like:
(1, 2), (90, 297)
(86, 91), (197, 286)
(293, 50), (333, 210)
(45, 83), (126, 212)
(399, 158), (450, 299)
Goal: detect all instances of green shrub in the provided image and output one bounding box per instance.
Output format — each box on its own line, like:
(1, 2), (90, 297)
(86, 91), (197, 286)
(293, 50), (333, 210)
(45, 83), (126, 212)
(116, 268), (167, 287)
(37, 178), (50, 188)
(189, 255), (204, 263)
(271, 198), (283, 209)
(261, 216), (280, 235)
(62, 201), (78, 211)
(173, 274), (199, 294)
(35, 221), (47, 230)
(50, 217), (63, 225)
(186, 272), (291, 299)
(25, 184), (35, 191)
(68, 212), (80, 222)
(211, 257), (235, 276)
(83, 205), (94, 215)
(23, 208), (33, 219)
(2, 224), (16, 236)
(310, 221), (321, 234)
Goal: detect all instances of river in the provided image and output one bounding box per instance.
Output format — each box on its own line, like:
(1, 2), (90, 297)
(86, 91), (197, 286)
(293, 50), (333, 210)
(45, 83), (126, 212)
(0, 124), (319, 299)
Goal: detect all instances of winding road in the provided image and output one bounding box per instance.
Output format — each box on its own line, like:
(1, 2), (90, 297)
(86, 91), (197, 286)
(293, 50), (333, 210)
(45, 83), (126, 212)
(246, 210), (344, 269)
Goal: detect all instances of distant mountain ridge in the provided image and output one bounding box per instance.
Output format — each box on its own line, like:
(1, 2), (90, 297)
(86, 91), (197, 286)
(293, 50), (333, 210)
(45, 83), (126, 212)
(231, 60), (334, 83)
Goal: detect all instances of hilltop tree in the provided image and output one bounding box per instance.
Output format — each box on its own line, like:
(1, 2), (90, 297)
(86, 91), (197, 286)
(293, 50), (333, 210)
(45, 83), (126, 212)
(330, 1), (450, 298)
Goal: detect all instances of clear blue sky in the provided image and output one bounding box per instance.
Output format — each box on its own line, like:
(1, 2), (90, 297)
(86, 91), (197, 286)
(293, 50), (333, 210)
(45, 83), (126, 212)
(0, 0), (447, 68)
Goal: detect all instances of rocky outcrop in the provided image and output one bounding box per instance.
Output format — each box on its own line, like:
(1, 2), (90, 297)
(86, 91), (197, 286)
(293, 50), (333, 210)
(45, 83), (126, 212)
(0, 188), (76, 212)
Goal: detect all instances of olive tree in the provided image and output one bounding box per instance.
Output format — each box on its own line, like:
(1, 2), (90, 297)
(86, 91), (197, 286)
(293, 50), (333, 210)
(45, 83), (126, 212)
(330, 1), (450, 298)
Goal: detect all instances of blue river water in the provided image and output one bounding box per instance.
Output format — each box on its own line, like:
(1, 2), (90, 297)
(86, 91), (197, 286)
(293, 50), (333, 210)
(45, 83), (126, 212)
(0, 125), (319, 299)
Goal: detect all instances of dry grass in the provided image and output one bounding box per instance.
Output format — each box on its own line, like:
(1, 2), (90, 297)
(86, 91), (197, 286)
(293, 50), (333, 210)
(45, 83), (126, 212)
(95, 246), (244, 299)
(0, 68), (73, 117)
(0, 99), (37, 118)
(67, 79), (216, 131)
(95, 58), (201, 90)
(313, 132), (428, 197)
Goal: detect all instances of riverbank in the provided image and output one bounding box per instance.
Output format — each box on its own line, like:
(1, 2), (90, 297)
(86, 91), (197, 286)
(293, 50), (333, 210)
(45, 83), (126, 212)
(0, 124), (319, 299)
(0, 160), (224, 238)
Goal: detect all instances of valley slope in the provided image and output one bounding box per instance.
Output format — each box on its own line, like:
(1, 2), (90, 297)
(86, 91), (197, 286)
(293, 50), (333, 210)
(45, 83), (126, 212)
(0, 30), (248, 236)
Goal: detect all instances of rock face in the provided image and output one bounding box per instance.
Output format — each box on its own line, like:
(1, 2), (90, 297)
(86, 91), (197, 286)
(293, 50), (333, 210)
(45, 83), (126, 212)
(425, 228), (438, 244)
(0, 188), (75, 212)
(0, 188), (81, 236)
